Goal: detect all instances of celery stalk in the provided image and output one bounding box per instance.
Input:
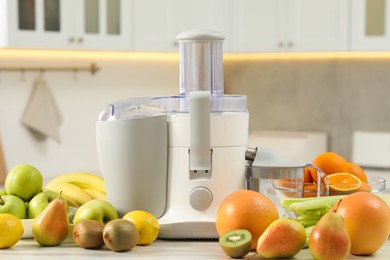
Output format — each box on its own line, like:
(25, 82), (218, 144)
(304, 226), (315, 248)
(280, 195), (344, 211)
(285, 194), (390, 248)
(288, 196), (343, 214)
(280, 193), (390, 229)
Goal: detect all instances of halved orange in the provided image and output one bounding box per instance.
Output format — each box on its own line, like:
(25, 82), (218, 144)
(357, 182), (372, 191)
(327, 172), (362, 192)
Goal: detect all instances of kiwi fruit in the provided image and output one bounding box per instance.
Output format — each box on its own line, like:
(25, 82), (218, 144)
(103, 219), (140, 252)
(73, 220), (105, 249)
(219, 229), (252, 258)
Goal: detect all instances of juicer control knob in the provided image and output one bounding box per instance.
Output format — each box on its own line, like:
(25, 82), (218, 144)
(189, 187), (213, 211)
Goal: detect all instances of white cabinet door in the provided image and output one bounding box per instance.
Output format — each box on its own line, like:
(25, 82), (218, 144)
(133, 0), (228, 52)
(228, 0), (349, 52)
(169, 0), (228, 48)
(288, 0), (349, 51)
(0, 0), (132, 50)
(133, 0), (175, 51)
(0, 0), (73, 49)
(228, 0), (285, 52)
(351, 0), (390, 50)
(73, 0), (132, 51)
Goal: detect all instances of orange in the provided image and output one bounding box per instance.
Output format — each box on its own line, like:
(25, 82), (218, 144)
(215, 190), (279, 250)
(303, 184), (329, 197)
(357, 182), (372, 191)
(303, 184), (318, 198)
(303, 167), (313, 184)
(309, 152), (349, 183)
(346, 162), (368, 183)
(334, 192), (390, 255)
(327, 172), (361, 192)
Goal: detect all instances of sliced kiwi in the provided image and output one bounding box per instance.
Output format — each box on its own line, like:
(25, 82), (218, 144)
(219, 229), (252, 259)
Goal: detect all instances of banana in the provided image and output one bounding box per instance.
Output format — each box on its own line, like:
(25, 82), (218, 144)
(42, 186), (79, 208)
(45, 181), (92, 207)
(74, 183), (106, 194)
(83, 189), (106, 200)
(48, 172), (106, 194)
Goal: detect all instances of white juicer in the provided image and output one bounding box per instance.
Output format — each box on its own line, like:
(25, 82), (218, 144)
(96, 30), (249, 239)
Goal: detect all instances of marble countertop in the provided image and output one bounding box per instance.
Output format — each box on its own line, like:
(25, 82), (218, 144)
(1, 238), (390, 259)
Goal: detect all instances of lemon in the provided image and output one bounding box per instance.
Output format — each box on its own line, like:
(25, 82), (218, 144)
(0, 213), (24, 248)
(123, 210), (159, 245)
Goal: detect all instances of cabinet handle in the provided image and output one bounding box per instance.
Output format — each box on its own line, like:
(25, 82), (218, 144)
(278, 42), (284, 48)
(78, 38), (84, 43)
(288, 42), (294, 48)
(69, 37), (75, 43)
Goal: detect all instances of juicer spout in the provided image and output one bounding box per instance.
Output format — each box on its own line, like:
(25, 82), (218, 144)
(189, 91), (212, 173)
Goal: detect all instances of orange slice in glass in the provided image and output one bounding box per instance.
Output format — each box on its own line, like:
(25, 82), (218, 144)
(327, 172), (362, 192)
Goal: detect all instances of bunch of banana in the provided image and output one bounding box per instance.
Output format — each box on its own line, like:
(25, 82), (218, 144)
(45, 172), (106, 207)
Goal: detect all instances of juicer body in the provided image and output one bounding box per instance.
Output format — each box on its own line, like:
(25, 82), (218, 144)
(96, 29), (249, 239)
(96, 102), (248, 239)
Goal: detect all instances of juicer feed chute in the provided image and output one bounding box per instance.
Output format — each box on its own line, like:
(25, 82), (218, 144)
(96, 29), (249, 239)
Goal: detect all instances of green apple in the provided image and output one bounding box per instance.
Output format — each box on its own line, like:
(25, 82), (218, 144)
(5, 164), (43, 202)
(73, 199), (118, 224)
(0, 189), (7, 196)
(28, 190), (67, 219)
(0, 194), (27, 219)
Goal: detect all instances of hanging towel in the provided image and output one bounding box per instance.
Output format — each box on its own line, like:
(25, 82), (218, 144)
(21, 75), (62, 142)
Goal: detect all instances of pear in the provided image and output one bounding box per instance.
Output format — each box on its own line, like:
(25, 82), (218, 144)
(309, 200), (351, 260)
(32, 198), (69, 246)
(256, 218), (306, 258)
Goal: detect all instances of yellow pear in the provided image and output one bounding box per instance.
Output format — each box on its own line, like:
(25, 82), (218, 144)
(32, 198), (69, 246)
(309, 200), (351, 260)
(257, 218), (306, 258)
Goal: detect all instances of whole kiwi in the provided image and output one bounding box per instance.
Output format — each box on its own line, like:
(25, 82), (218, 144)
(103, 219), (140, 252)
(219, 229), (252, 258)
(73, 220), (105, 249)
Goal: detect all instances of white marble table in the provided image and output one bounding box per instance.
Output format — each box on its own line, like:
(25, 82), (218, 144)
(1, 238), (390, 259)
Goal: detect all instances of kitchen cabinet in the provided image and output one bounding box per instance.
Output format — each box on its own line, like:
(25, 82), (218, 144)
(0, 0), (132, 51)
(132, 0), (229, 52)
(227, 0), (350, 52)
(350, 0), (390, 50)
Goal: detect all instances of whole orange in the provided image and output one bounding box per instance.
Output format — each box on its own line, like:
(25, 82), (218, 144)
(335, 192), (390, 255)
(310, 152), (349, 183)
(346, 162), (368, 183)
(215, 190), (279, 250)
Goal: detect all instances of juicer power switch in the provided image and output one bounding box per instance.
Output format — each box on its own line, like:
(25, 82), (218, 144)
(189, 187), (213, 211)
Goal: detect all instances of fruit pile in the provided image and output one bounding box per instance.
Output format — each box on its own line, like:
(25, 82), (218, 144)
(215, 151), (390, 259)
(305, 152), (370, 195)
(216, 189), (390, 259)
(0, 163), (160, 251)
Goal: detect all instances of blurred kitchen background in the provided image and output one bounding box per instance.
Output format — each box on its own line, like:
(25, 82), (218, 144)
(1, 0), (390, 188)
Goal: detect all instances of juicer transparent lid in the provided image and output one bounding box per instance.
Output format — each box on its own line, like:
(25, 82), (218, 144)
(98, 94), (247, 121)
(98, 29), (247, 122)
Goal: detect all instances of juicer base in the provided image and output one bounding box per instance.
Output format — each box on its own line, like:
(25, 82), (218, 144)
(158, 211), (218, 239)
